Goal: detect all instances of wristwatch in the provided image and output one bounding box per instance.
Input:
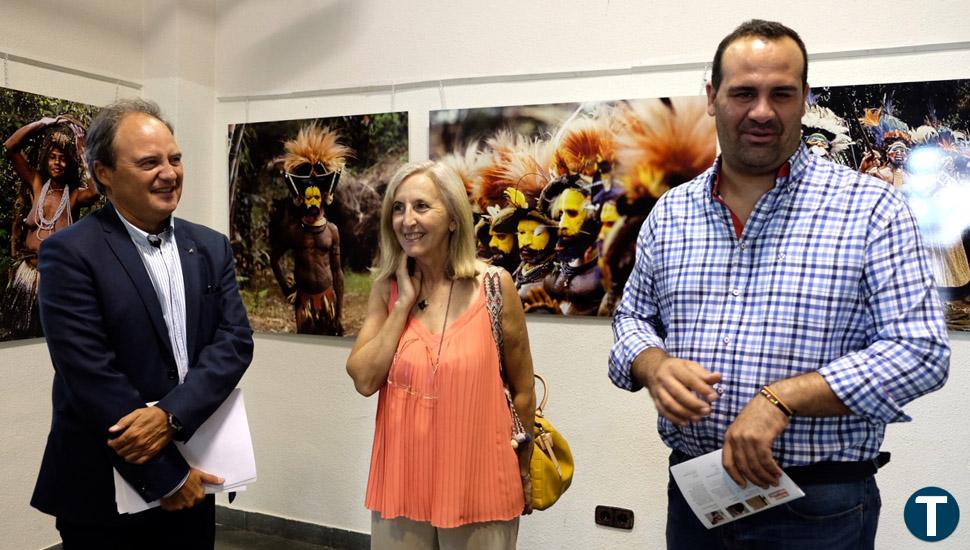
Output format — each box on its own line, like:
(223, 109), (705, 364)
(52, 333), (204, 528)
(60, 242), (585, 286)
(167, 412), (184, 436)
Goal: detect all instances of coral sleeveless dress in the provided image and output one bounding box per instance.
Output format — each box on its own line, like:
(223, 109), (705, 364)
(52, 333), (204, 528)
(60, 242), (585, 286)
(365, 280), (523, 528)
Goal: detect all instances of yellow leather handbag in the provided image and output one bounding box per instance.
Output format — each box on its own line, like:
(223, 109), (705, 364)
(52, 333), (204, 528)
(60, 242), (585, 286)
(483, 268), (574, 511)
(530, 374), (574, 510)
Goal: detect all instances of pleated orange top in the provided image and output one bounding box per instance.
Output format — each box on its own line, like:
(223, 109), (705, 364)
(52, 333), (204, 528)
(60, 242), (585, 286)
(365, 280), (524, 528)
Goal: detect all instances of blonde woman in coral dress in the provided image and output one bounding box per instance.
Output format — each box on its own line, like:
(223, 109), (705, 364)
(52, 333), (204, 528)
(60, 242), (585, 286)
(347, 161), (535, 549)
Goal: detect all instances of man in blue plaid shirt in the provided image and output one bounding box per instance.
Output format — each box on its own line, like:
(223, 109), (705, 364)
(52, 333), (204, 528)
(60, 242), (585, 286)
(609, 20), (950, 549)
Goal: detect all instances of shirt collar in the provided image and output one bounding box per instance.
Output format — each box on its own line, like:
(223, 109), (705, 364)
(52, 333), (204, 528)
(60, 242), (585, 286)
(709, 143), (811, 198)
(114, 208), (175, 247)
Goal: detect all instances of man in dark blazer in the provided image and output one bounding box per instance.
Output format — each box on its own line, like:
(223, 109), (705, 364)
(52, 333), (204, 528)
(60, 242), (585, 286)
(31, 98), (253, 549)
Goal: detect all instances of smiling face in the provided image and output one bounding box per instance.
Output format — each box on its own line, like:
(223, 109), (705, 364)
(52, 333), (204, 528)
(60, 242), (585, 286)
(707, 36), (808, 178)
(95, 112), (182, 233)
(391, 173), (456, 263)
(46, 147), (69, 181)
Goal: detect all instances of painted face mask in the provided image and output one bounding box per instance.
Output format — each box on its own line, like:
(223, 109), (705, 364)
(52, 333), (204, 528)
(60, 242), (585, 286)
(557, 187), (589, 237)
(489, 226), (514, 254)
(597, 201), (619, 242)
(517, 218), (552, 264)
(805, 132), (831, 157)
(286, 164), (339, 206)
(887, 142), (909, 168)
(303, 184), (323, 217)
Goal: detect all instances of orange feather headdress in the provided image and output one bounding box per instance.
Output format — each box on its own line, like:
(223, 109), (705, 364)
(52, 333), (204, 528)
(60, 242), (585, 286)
(613, 97), (715, 202)
(282, 124), (353, 175)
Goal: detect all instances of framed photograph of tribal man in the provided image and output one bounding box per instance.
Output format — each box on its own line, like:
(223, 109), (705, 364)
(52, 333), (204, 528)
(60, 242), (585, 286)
(430, 97), (716, 317)
(802, 78), (970, 331)
(228, 112), (408, 337)
(1, 86), (103, 342)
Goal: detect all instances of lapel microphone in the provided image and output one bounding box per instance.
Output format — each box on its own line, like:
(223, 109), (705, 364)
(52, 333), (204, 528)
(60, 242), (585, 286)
(146, 226), (171, 248)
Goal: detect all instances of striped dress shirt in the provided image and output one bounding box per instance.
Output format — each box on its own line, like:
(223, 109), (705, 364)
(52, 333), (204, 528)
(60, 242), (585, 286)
(116, 211), (189, 384)
(609, 145), (950, 466)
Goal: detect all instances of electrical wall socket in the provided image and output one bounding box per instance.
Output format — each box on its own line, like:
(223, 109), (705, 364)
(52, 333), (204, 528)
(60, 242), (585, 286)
(594, 505), (635, 530)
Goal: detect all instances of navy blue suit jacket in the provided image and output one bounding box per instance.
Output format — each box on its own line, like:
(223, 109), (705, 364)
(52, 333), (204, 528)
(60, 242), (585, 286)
(31, 203), (253, 523)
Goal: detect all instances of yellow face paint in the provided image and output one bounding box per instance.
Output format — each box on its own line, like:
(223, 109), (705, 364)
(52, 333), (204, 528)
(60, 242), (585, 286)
(558, 188), (588, 237)
(517, 219), (550, 251)
(489, 227), (514, 254)
(597, 201), (620, 242)
(303, 185), (323, 208)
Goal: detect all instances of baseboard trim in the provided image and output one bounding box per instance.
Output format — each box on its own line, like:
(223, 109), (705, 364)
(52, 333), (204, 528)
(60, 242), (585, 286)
(216, 506), (369, 549)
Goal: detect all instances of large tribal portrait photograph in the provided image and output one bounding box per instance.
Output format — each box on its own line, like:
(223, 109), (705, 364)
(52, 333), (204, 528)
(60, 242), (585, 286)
(430, 97), (716, 317)
(1, 87), (102, 342)
(228, 112), (408, 337)
(802, 78), (970, 330)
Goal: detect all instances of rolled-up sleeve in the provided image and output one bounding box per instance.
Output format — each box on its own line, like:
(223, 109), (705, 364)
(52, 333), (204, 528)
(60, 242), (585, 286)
(817, 194), (950, 423)
(609, 213), (667, 392)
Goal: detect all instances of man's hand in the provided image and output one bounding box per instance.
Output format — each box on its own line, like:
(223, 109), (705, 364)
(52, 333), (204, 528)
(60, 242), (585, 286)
(634, 349), (721, 426)
(107, 406), (173, 464)
(160, 468), (224, 511)
(722, 393), (790, 489)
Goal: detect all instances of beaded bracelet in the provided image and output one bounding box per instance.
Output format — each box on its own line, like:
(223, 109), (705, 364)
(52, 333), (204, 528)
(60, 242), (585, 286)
(760, 385), (794, 417)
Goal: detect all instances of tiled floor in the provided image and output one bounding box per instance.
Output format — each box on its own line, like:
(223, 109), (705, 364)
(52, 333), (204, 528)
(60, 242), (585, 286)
(216, 525), (337, 550)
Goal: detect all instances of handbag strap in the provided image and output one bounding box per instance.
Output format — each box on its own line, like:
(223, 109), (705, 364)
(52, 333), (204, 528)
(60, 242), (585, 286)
(483, 267), (506, 376)
(482, 267), (527, 443)
(535, 373), (548, 417)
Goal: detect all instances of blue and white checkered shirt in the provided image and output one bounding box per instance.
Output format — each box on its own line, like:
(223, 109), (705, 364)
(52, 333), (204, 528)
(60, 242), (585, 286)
(609, 145), (950, 466)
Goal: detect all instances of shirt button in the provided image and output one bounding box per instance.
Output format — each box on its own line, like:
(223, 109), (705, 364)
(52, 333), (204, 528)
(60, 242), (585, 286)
(740, 241), (747, 250)
(731, 288), (741, 296)
(167, 370), (177, 380)
(722, 336), (731, 345)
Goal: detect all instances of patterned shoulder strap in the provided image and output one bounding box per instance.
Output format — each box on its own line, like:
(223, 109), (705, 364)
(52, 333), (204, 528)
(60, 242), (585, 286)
(483, 266), (505, 375)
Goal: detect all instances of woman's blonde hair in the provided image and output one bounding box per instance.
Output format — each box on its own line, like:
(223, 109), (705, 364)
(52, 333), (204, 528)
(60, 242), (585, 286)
(373, 160), (478, 281)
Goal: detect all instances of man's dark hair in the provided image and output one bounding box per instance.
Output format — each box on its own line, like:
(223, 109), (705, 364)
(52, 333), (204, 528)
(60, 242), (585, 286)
(711, 19), (808, 92)
(84, 98), (174, 194)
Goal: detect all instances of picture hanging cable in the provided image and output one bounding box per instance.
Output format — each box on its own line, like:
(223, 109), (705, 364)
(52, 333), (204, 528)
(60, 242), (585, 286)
(390, 82), (396, 112)
(698, 63), (711, 96)
(3, 53), (8, 88)
(245, 99), (250, 123)
(438, 80), (446, 109)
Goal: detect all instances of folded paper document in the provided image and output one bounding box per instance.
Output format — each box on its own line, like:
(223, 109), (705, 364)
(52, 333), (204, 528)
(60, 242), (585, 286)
(114, 388), (257, 514)
(670, 449), (804, 529)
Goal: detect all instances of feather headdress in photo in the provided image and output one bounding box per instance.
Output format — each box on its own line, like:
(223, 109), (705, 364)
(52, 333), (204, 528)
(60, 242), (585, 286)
(477, 130), (529, 214)
(282, 124), (353, 200)
(860, 97), (911, 150)
(802, 97), (853, 159)
(613, 97), (715, 204)
(489, 139), (554, 233)
(439, 143), (485, 204)
(552, 115), (615, 179)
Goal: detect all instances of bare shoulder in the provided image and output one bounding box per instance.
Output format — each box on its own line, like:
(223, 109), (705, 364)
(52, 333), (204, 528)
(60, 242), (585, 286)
(370, 276), (392, 306)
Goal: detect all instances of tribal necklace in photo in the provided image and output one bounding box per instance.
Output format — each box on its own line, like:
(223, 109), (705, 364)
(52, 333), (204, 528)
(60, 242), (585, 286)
(36, 180), (71, 241)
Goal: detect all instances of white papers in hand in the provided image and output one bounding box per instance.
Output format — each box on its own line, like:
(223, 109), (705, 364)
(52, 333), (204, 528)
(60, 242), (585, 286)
(113, 388), (257, 514)
(669, 449), (804, 529)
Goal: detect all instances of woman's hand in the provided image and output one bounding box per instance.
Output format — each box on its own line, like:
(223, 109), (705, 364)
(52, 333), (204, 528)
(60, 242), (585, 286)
(520, 457), (533, 515)
(394, 255), (422, 310)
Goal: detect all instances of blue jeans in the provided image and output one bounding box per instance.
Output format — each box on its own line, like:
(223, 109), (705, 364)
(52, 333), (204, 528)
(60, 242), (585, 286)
(666, 452), (881, 550)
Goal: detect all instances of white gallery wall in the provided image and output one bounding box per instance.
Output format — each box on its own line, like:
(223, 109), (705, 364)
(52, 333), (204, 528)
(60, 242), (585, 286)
(2, 1), (970, 549)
